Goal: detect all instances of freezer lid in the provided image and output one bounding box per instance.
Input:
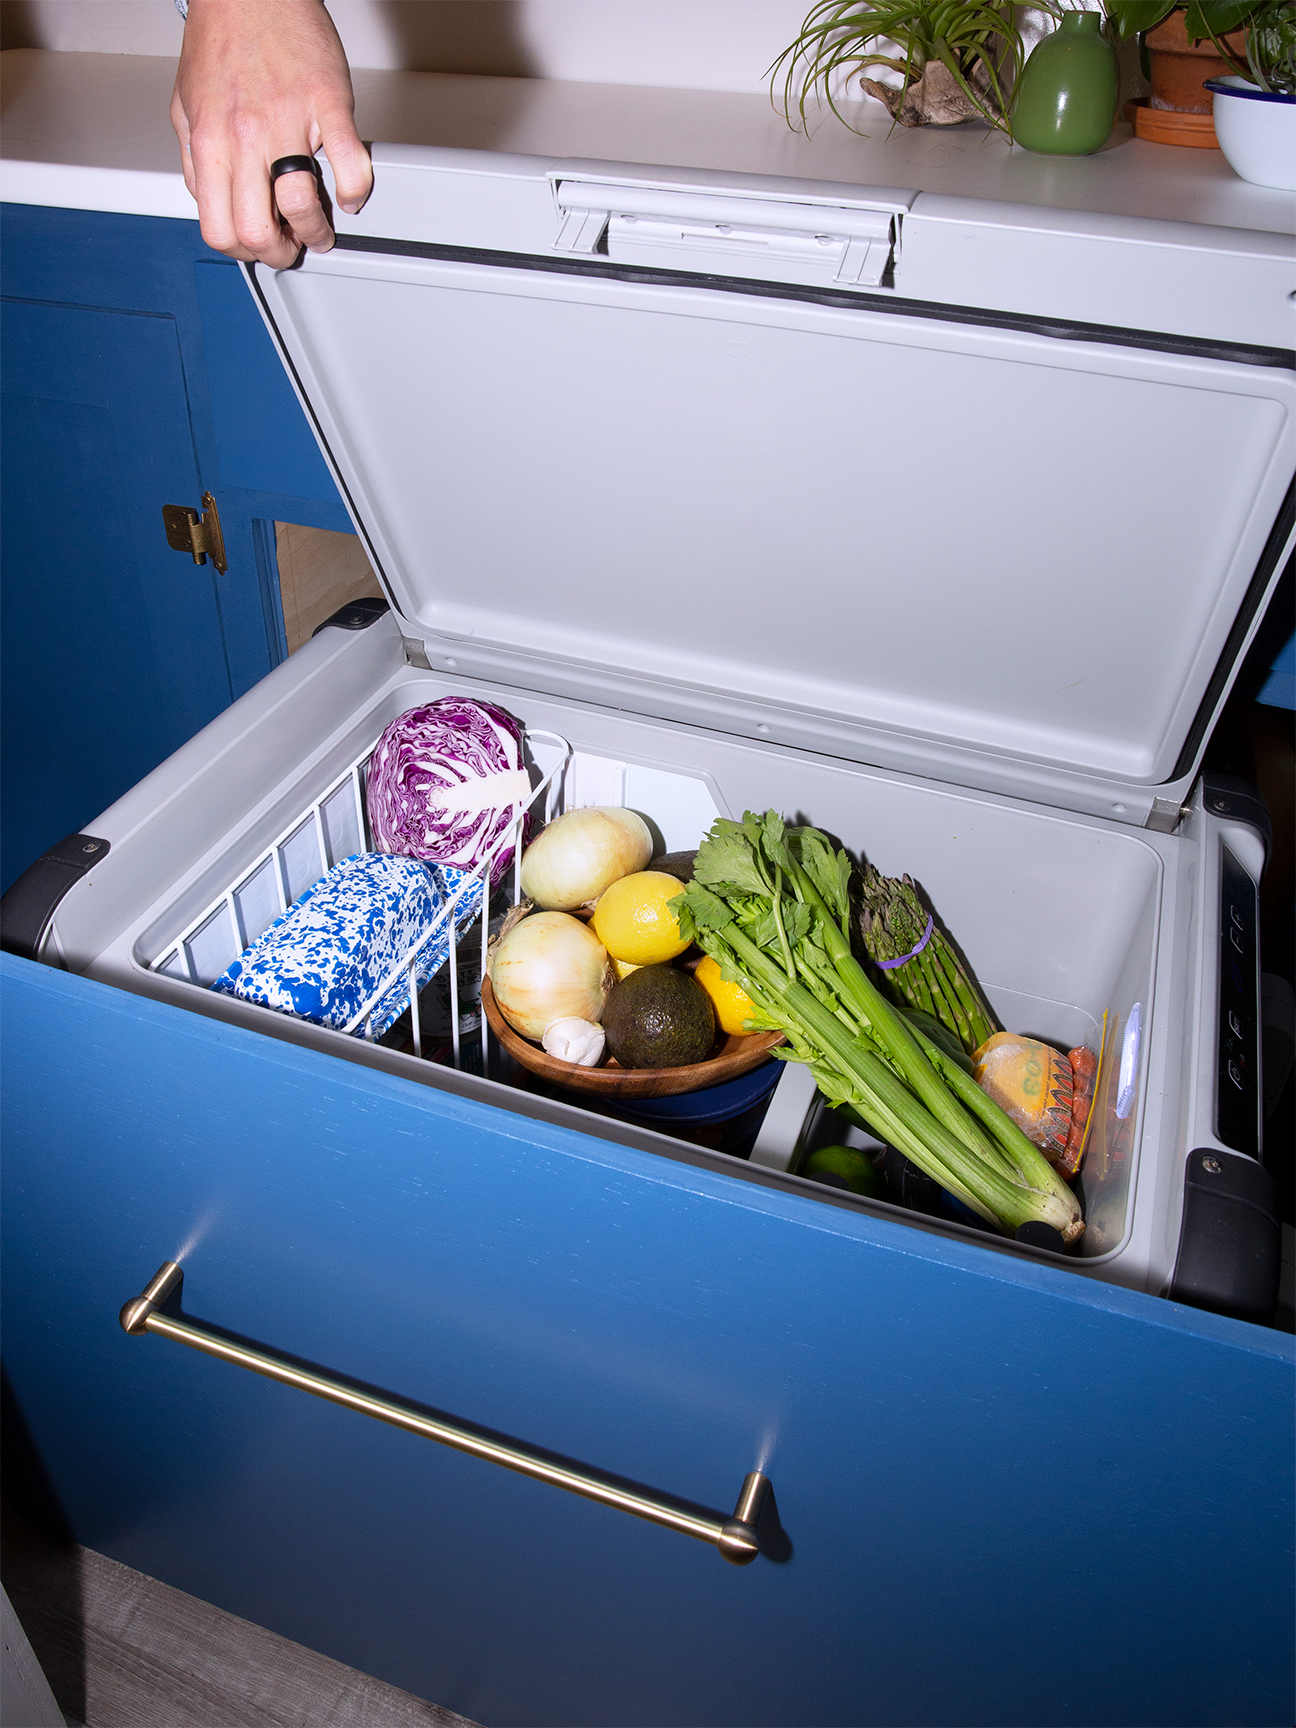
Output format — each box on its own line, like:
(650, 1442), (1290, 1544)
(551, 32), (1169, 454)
(250, 150), (1295, 826)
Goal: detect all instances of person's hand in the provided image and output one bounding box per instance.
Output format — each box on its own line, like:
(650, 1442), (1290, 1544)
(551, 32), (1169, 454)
(171, 0), (373, 269)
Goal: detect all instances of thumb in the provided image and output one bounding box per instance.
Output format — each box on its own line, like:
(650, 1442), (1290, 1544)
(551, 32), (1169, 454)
(320, 114), (372, 216)
(170, 84), (197, 200)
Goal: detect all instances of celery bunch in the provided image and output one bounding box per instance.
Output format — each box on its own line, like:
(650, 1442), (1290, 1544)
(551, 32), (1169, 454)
(673, 813), (1083, 1243)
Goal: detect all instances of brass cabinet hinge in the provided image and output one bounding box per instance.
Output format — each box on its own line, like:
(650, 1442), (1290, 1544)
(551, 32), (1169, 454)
(162, 492), (226, 574)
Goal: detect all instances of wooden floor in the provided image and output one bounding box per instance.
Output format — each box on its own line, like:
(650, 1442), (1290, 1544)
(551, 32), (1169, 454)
(2, 1509), (479, 1728)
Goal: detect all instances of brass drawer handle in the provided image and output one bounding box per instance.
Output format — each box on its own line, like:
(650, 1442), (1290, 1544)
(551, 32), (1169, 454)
(121, 1263), (770, 1565)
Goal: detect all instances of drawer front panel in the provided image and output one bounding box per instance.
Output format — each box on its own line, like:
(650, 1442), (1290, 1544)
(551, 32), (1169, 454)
(2, 957), (1292, 1727)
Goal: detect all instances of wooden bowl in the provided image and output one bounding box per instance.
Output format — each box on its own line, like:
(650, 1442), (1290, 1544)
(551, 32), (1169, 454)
(481, 977), (784, 1101)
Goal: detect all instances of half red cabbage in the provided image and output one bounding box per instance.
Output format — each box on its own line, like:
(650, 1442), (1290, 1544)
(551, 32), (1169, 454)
(366, 698), (530, 889)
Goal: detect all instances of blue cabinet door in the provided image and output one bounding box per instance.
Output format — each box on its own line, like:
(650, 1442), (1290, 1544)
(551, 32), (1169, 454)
(0, 205), (353, 891)
(1, 299), (233, 890)
(3, 955), (1293, 1727)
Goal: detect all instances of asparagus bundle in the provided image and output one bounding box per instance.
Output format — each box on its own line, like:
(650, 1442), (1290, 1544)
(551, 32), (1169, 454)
(673, 814), (1082, 1244)
(857, 865), (998, 1057)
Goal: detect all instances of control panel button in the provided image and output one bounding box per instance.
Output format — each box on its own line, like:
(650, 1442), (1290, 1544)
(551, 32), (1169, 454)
(1217, 845), (1258, 1155)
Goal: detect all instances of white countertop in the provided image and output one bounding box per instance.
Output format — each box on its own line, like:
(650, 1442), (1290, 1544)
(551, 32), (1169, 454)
(2, 47), (1293, 238)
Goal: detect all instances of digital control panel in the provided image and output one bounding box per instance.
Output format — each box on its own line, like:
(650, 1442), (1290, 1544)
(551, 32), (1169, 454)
(1217, 844), (1259, 1156)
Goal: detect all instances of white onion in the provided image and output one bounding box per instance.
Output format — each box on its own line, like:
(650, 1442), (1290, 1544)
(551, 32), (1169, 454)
(488, 912), (615, 1040)
(542, 1018), (606, 1066)
(520, 806), (653, 911)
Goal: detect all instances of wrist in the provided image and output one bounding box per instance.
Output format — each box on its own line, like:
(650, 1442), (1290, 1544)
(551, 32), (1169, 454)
(183, 0), (329, 17)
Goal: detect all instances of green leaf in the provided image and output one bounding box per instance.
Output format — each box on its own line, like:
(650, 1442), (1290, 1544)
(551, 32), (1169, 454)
(692, 818), (769, 896)
(806, 1061), (859, 1109)
(712, 949), (748, 985)
(747, 895), (810, 953)
(668, 887), (700, 946)
(761, 809), (787, 856)
(787, 826), (847, 920)
(729, 891), (773, 928)
(676, 880), (737, 933)
(1183, 0), (1253, 39)
(784, 898), (813, 948)
(835, 849), (853, 924)
(1106, 0), (1176, 39)
(748, 906), (781, 950)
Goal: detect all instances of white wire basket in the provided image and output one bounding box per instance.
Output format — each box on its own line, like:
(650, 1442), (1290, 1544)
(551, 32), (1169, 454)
(150, 727), (572, 1071)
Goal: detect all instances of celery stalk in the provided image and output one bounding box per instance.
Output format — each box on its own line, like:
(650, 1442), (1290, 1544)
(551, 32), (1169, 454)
(675, 815), (1083, 1243)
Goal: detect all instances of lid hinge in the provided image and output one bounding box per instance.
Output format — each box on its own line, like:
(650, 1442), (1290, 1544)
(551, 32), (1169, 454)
(554, 206), (614, 254)
(553, 180), (903, 290)
(162, 492), (226, 574)
(402, 636), (432, 669)
(1145, 796), (1192, 834)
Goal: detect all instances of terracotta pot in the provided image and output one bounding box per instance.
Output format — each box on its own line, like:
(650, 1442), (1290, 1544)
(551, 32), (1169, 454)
(1146, 10), (1247, 114)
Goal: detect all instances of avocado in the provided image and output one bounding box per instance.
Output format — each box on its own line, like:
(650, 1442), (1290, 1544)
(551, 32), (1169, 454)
(648, 850), (698, 883)
(601, 964), (716, 1069)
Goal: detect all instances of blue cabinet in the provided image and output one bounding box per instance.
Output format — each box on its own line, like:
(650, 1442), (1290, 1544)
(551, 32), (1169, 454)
(3, 954), (1292, 1727)
(0, 205), (352, 891)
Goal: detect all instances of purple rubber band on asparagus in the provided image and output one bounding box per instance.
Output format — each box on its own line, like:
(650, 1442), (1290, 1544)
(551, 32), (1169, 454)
(875, 913), (934, 970)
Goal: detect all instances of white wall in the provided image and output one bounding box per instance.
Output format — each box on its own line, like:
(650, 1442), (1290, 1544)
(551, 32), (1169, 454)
(0, 2), (1119, 106)
(0, 1), (817, 93)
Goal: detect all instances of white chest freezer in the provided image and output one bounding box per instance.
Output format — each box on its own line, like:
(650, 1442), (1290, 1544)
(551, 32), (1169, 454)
(4, 140), (1292, 1322)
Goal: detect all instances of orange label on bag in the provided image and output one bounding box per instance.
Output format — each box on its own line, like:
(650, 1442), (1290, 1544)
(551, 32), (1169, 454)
(973, 1033), (1075, 1163)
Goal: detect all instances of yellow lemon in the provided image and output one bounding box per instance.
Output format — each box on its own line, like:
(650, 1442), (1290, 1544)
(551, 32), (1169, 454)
(694, 954), (759, 1036)
(591, 871), (691, 966)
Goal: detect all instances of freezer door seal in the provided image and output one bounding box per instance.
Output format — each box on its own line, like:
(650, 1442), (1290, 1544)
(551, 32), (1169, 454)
(331, 234), (1296, 373)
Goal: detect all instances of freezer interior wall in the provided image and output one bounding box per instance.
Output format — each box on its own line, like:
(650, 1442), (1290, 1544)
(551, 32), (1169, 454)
(129, 668), (1162, 1262)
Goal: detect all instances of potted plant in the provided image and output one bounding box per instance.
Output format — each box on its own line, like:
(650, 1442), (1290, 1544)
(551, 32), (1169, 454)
(1108, 1), (1252, 144)
(768, 0), (1026, 135)
(1203, 1), (1296, 187)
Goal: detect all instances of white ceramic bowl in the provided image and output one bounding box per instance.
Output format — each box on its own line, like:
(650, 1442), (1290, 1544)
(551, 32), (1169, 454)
(1206, 76), (1296, 192)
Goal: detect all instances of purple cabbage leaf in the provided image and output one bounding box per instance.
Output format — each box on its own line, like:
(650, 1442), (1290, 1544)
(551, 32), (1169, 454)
(366, 697), (530, 889)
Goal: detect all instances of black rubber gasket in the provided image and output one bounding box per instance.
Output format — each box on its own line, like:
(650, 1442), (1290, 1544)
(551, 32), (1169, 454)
(1169, 481), (1295, 787)
(331, 233), (1296, 372)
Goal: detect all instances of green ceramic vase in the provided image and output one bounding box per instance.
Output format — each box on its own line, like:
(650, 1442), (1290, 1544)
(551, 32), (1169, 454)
(1011, 11), (1119, 155)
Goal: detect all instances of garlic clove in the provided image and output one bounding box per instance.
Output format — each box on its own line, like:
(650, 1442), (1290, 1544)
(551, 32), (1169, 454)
(542, 1017), (606, 1067)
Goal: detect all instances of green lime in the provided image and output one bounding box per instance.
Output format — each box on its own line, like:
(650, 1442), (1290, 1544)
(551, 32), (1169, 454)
(803, 1145), (880, 1198)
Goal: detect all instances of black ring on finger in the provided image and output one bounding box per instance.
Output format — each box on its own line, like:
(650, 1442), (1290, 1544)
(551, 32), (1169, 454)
(269, 155), (319, 184)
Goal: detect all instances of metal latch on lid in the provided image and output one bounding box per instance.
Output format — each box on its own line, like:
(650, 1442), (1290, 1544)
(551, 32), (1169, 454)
(553, 181), (902, 289)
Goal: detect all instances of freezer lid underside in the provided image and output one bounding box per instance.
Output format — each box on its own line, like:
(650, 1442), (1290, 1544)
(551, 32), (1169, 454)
(251, 211), (1295, 822)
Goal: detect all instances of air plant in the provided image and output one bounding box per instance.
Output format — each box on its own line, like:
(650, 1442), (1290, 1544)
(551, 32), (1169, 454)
(769, 0), (1029, 136)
